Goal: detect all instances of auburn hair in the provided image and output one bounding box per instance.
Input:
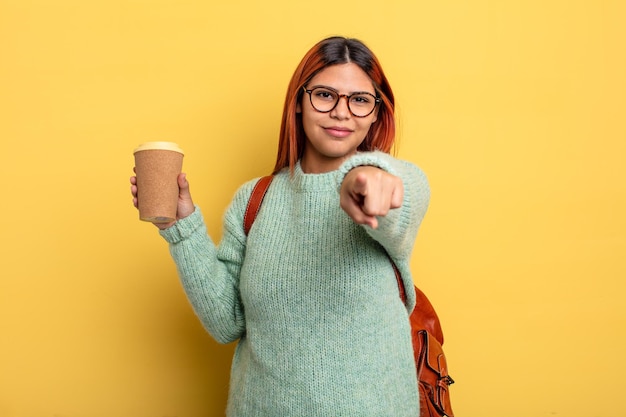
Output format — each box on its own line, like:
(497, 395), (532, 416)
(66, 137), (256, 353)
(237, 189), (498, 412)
(273, 36), (396, 174)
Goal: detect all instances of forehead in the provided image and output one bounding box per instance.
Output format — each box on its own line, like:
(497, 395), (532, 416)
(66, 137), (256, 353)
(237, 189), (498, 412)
(308, 63), (375, 93)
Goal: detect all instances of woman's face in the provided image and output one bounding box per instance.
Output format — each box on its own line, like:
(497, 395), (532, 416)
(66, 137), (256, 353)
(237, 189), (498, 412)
(298, 63), (378, 173)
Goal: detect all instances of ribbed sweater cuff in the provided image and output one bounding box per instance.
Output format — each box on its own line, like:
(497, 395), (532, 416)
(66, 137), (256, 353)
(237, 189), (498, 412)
(159, 206), (204, 243)
(337, 151), (397, 182)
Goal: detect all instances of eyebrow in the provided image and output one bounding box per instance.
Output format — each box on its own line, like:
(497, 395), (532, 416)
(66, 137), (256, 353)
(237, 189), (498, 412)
(308, 84), (377, 96)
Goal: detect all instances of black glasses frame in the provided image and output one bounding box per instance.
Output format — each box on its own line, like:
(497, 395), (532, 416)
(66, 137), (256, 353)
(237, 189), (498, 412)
(302, 86), (381, 118)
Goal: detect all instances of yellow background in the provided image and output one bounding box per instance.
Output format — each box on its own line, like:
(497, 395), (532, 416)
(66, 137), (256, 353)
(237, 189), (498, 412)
(1, 0), (625, 416)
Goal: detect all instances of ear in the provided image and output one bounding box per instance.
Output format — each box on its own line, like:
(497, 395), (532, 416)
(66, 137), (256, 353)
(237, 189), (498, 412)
(296, 101), (302, 113)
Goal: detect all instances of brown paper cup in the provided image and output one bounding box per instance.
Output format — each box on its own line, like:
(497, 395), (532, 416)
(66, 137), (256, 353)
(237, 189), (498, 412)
(133, 142), (184, 223)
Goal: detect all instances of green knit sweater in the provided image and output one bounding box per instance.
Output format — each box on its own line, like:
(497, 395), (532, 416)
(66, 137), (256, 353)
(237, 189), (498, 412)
(160, 151), (430, 416)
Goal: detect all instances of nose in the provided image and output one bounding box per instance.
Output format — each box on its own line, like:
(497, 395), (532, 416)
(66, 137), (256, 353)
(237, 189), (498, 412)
(330, 94), (351, 119)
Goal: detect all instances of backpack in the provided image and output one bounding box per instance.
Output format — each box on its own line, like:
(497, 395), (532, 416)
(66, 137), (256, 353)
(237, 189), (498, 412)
(243, 175), (455, 417)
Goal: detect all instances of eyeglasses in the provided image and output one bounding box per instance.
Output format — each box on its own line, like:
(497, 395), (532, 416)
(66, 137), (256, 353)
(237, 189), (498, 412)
(303, 86), (380, 118)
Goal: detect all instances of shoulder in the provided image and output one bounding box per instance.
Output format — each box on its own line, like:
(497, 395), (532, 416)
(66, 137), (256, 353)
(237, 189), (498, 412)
(220, 177), (265, 238)
(232, 177), (264, 204)
(223, 172), (289, 234)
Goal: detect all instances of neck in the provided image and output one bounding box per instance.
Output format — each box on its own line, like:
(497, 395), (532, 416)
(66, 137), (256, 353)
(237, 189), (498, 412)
(300, 159), (340, 174)
(300, 150), (352, 174)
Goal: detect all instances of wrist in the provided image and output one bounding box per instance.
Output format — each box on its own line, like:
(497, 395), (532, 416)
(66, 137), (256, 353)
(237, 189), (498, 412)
(155, 220), (176, 230)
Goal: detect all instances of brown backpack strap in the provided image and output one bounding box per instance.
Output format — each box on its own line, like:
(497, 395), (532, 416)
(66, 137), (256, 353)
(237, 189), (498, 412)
(390, 257), (444, 345)
(243, 175), (274, 236)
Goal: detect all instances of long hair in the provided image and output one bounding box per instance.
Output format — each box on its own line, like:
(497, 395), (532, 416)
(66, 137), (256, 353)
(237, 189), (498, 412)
(273, 36), (396, 174)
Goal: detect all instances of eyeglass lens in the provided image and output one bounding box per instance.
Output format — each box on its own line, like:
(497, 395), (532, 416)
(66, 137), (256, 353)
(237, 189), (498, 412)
(307, 87), (378, 117)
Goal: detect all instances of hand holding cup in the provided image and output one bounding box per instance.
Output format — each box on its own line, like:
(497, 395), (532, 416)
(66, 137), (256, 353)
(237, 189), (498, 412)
(131, 142), (194, 229)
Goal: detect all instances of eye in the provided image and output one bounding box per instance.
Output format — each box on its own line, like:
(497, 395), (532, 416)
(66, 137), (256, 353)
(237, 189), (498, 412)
(313, 88), (337, 102)
(350, 94), (372, 105)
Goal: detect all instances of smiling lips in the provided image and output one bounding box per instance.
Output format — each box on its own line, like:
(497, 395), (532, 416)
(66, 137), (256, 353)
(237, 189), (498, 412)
(324, 126), (353, 138)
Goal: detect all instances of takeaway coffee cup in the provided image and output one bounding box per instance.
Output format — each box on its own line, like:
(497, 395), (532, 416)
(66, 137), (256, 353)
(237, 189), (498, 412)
(133, 141), (184, 223)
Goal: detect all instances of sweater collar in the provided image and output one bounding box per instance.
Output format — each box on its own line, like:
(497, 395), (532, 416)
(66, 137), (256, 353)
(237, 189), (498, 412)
(288, 161), (341, 191)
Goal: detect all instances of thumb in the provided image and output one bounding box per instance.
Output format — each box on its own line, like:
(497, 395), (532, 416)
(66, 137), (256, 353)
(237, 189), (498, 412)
(176, 173), (195, 217)
(178, 173), (191, 196)
(351, 173), (368, 197)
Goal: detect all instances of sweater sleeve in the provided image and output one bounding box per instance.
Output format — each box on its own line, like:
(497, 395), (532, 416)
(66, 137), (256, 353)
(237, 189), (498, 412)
(338, 151), (430, 261)
(158, 183), (255, 344)
(338, 151), (430, 312)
